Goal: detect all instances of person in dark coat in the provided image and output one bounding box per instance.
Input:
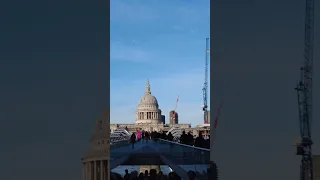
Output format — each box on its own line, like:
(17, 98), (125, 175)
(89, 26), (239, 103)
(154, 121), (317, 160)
(207, 161), (218, 180)
(180, 131), (187, 144)
(144, 131), (150, 143)
(124, 169), (130, 180)
(167, 132), (174, 141)
(186, 132), (194, 146)
(151, 131), (157, 139)
(142, 131), (145, 143)
(161, 131), (167, 140)
(188, 171), (196, 180)
(131, 133), (136, 149)
(204, 137), (210, 149)
(194, 132), (205, 148)
(157, 132), (161, 139)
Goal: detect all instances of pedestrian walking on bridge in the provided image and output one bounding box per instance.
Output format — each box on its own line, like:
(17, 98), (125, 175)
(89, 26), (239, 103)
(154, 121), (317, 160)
(130, 132), (136, 149)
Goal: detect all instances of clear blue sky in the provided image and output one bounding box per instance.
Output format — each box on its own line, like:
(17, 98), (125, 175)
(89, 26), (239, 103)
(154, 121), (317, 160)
(110, 0), (210, 125)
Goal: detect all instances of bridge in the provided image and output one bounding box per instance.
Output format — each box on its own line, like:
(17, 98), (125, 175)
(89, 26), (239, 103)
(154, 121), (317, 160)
(110, 138), (211, 179)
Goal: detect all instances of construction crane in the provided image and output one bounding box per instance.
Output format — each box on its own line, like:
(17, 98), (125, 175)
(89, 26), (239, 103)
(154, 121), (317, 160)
(202, 38), (209, 124)
(294, 0), (315, 180)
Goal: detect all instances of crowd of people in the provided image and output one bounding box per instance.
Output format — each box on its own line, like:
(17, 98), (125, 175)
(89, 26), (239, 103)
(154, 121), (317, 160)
(175, 131), (210, 149)
(111, 162), (218, 180)
(110, 169), (201, 180)
(129, 130), (210, 149)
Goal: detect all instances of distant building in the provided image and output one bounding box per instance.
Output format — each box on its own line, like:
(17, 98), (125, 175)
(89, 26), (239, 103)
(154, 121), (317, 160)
(314, 155), (320, 180)
(169, 110), (179, 124)
(161, 115), (165, 124)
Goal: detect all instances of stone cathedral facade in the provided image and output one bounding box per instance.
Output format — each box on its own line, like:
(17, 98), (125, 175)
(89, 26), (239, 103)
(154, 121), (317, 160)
(110, 80), (191, 133)
(82, 110), (110, 180)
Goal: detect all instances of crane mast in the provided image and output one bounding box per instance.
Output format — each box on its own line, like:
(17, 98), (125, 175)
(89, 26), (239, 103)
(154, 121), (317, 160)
(295, 0), (314, 180)
(202, 38), (209, 124)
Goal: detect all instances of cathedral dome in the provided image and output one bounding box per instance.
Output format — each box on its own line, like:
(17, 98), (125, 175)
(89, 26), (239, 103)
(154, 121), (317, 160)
(136, 80), (162, 124)
(137, 80), (159, 110)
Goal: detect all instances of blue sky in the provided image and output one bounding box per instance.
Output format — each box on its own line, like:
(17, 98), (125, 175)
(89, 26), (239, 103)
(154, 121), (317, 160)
(110, 0), (210, 126)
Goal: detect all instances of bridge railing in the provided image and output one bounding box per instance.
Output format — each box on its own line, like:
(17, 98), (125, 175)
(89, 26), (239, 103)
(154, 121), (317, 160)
(110, 139), (130, 147)
(158, 138), (210, 151)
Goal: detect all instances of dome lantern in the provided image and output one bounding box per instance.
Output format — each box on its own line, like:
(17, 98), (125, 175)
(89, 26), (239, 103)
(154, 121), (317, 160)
(146, 79), (151, 95)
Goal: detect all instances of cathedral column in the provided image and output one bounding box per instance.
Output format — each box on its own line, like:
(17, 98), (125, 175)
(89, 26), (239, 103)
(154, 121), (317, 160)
(87, 163), (91, 180)
(82, 163), (86, 180)
(85, 163), (88, 180)
(90, 161), (94, 180)
(88, 162), (90, 180)
(94, 161), (97, 180)
(104, 160), (108, 180)
(100, 160), (103, 180)
(103, 160), (106, 180)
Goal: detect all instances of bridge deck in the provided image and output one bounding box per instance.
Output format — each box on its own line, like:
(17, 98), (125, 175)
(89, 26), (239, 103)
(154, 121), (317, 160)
(110, 139), (210, 165)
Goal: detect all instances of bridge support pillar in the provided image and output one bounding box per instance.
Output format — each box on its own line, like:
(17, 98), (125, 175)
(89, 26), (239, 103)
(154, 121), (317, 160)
(139, 165), (161, 174)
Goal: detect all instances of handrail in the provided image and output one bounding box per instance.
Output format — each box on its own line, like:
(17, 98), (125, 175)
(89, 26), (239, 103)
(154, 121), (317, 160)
(111, 139), (129, 143)
(110, 139), (130, 148)
(157, 138), (210, 152)
(111, 138), (210, 152)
